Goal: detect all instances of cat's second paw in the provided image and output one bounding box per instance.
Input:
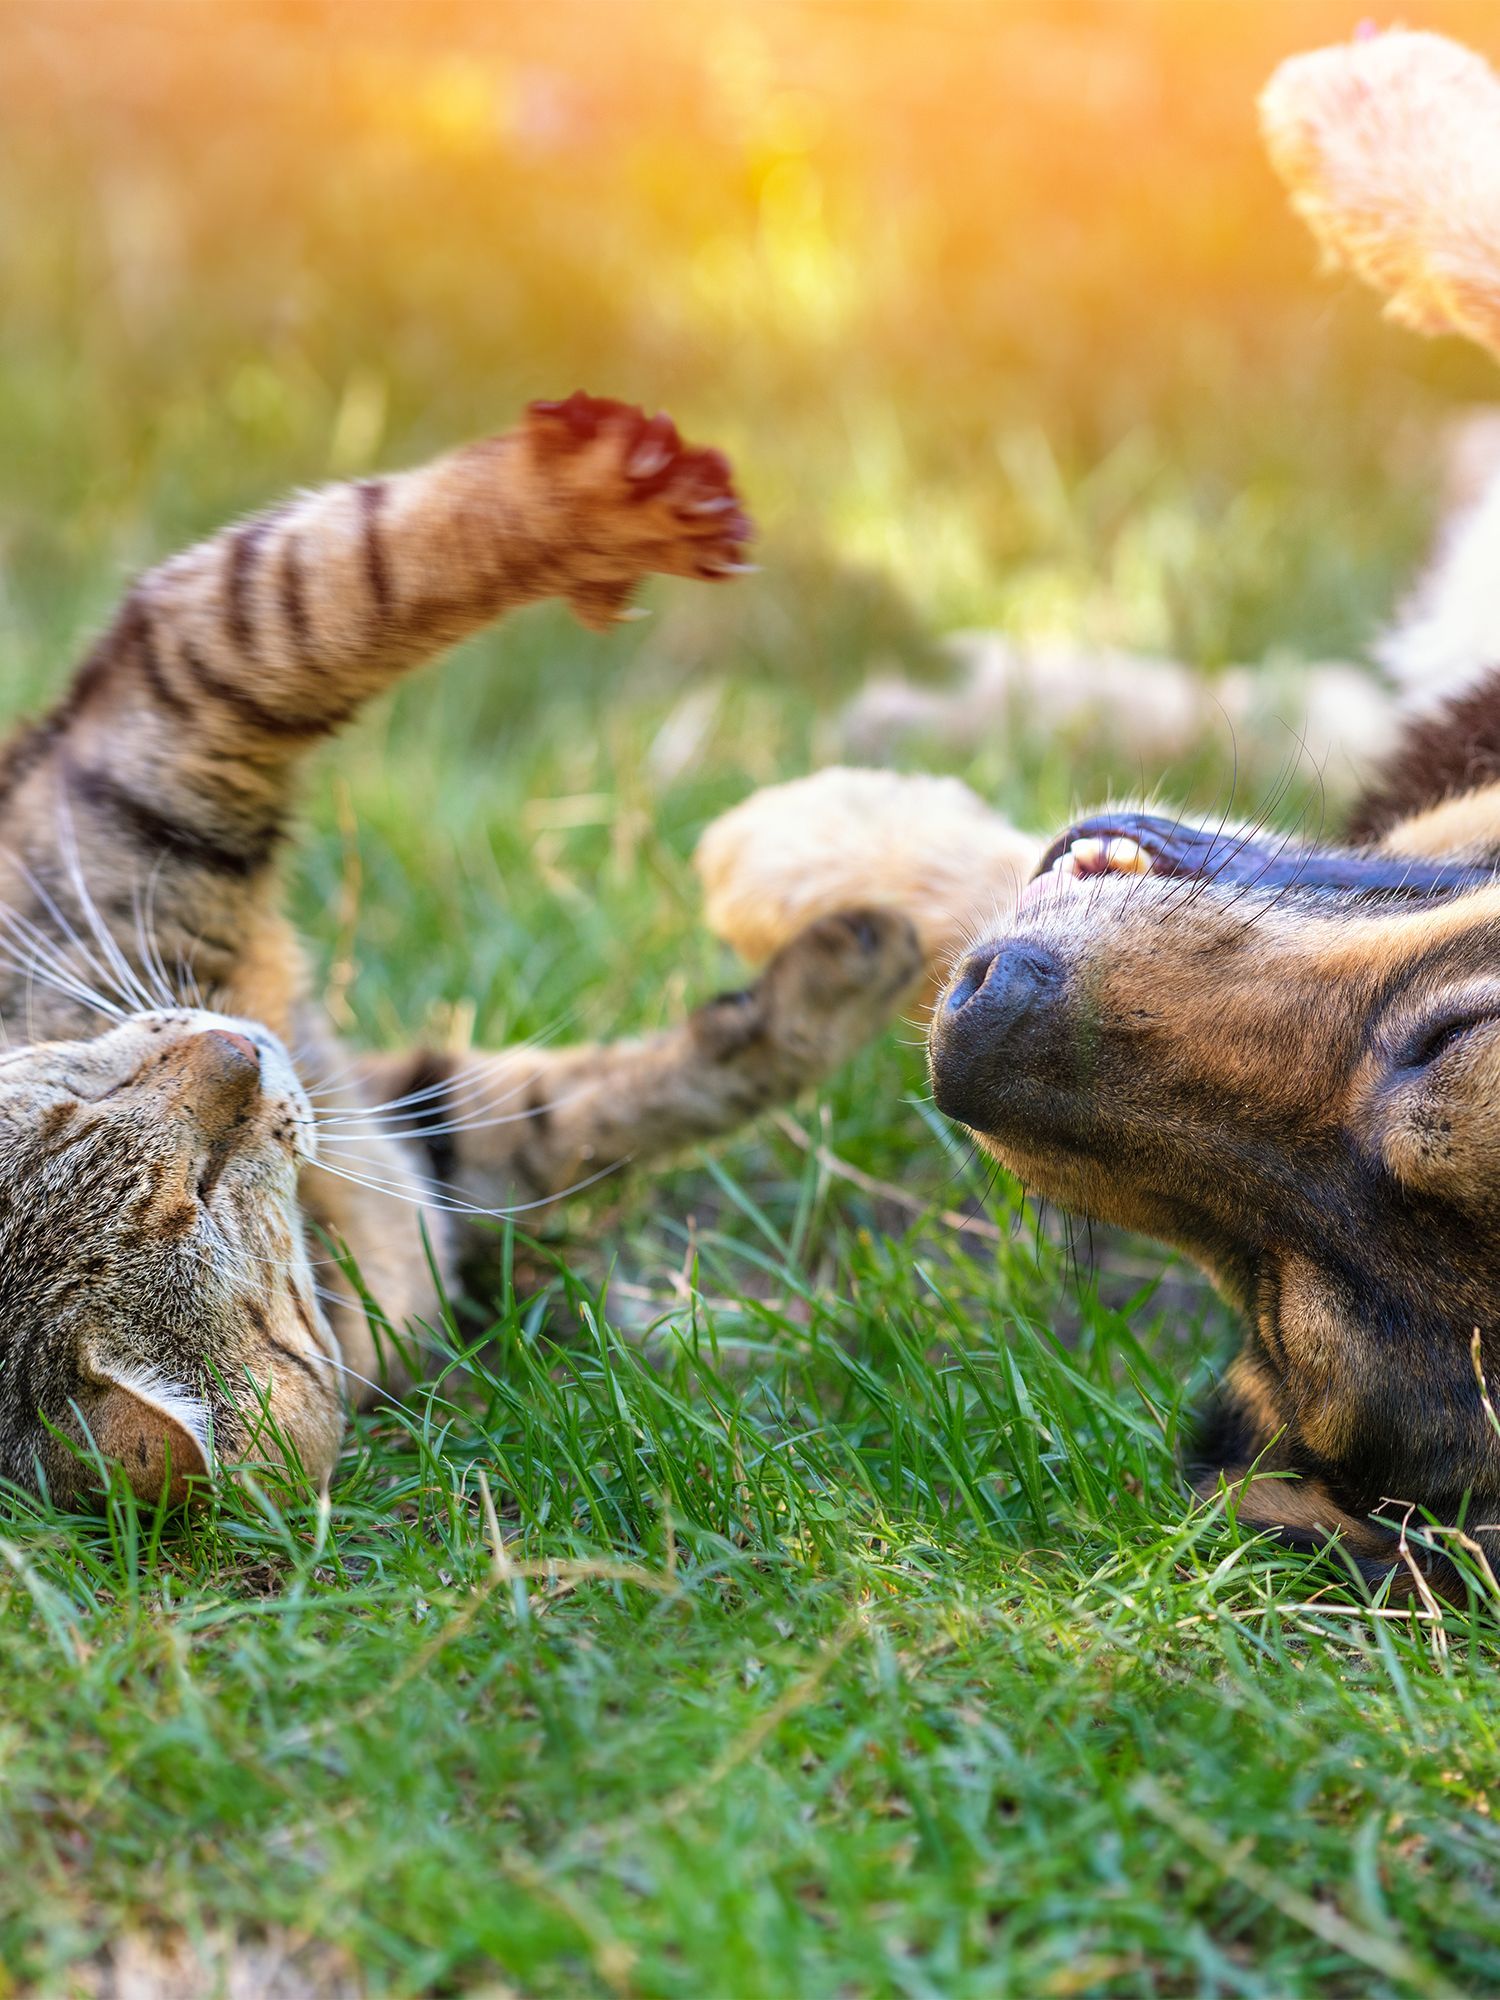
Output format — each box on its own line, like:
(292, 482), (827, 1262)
(767, 908), (925, 1016)
(693, 907), (922, 1086)
(524, 392), (755, 627)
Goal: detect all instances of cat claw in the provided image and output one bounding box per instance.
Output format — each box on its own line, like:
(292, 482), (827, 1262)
(528, 392), (754, 588)
(627, 440), (673, 480)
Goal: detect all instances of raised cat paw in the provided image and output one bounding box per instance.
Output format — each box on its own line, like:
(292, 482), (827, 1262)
(524, 392), (755, 627)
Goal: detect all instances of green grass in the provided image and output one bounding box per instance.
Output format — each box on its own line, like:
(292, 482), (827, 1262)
(4, 2), (1500, 1994)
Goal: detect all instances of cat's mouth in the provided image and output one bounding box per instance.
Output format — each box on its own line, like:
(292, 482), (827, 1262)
(1019, 810), (1498, 911)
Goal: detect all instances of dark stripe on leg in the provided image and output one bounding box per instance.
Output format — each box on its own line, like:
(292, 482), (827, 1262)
(64, 758), (279, 879)
(357, 480), (392, 614)
(225, 515), (280, 661)
(123, 595), (195, 722)
(177, 639), (349, 740)
(279, 534), (313, 661)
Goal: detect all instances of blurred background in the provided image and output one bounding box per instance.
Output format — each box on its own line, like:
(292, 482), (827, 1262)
(2, 0), (1498, 1197)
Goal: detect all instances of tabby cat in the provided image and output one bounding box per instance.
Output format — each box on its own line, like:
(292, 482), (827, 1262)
(0, 393), (919, 1504)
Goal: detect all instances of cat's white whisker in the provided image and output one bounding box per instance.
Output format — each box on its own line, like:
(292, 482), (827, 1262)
(51, 797), (161, 1013)
(313, 1010), (582, 1114)
(309, 1153), (625, 1219)
(178, 954), (208, 1010)
(315, 1051), (573, 1129)
(0, 938), (126, 1022)
(2, 963), (115, 1021)
(7, 862), (140, 1017)
(132, 858), (188, 1010)
(316, 1076), (552, 1132)
(317, 1086), (585, 1147)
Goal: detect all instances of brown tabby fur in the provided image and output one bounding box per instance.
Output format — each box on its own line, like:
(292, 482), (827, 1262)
(0, 393), (918, 1505)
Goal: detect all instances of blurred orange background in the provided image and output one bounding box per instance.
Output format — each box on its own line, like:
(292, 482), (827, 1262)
(4, 2), (1499, 787)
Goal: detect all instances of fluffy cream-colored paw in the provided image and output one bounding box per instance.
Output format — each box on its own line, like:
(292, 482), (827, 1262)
(695, 767), (1042, 1000)
(1261, 29), (1500, 360)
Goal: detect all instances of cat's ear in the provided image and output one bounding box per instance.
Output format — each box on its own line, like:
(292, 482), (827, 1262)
(78, 1351), (213, 1503)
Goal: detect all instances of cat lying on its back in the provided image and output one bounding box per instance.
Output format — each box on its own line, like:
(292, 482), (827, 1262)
(0, 393), (919, 1504)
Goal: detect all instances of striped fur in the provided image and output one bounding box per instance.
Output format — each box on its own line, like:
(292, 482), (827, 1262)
(0, 395), (919, 1503)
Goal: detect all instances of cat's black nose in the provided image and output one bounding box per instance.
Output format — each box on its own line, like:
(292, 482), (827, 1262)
(929, 939), (1069, 1125)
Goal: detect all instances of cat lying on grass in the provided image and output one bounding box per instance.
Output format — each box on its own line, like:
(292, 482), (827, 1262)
(0, 393), (919, 1505)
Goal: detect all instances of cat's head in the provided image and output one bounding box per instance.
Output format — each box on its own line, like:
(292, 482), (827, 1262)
(0, 1009), (343, 1505)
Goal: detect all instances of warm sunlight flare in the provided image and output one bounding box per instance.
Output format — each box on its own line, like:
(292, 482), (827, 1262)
(5, 5), (1500, 1994)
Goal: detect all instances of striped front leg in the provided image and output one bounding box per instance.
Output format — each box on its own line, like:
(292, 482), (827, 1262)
(0, 397), (751, 1027)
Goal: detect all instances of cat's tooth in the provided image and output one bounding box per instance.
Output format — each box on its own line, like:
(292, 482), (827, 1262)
(706, 560), (761, 576)
(614, 605), (652, 622)
(1103, 836), (1151, 874)
(689, 494), (738, 515)
(1052, 851), (1080, 881)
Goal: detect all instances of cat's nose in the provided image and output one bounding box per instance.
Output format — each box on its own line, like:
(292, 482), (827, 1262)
(160, 1027), (262, 1130)
(198, 1029), (260, 1073)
